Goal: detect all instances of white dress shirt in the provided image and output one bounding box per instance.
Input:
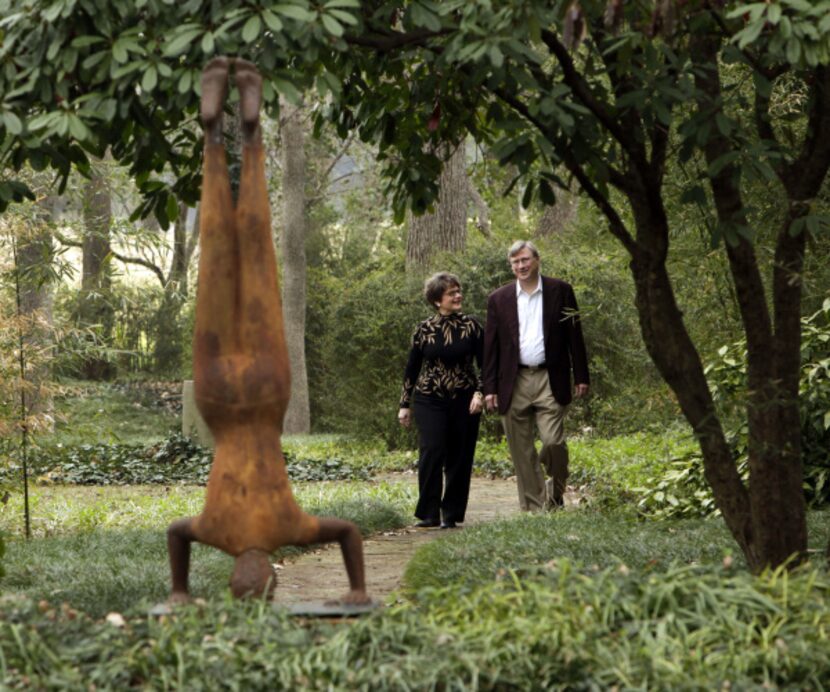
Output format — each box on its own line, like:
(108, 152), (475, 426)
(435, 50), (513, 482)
(517, 277), (545, 366)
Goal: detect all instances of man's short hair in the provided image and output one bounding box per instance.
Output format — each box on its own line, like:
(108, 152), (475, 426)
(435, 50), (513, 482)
(424, 272), (461, 308)
(508, 240), (540, 262)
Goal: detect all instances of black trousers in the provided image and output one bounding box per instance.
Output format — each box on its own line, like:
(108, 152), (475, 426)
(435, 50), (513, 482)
(412, 391), (481, 523)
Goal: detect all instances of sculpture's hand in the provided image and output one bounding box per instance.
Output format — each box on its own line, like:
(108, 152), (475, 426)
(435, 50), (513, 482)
(338, 589), (372, 606)
(166, 591), (193, 606)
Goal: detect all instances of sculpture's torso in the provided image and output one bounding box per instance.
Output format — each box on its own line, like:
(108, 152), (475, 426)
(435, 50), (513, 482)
(191, 419), (318, 555)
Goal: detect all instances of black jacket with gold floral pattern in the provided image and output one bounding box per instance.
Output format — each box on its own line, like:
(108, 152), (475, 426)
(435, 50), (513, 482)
(400, 312), (484, 408)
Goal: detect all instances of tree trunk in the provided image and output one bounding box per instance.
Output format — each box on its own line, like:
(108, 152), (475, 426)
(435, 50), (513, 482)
(153, 201), (191, 375)
(537, 180), (579, 237)
(406, 143), (468, 270)
(280, 100), (311, 435)
(79, 157), (115, 380)
(689, 33), (812, 570)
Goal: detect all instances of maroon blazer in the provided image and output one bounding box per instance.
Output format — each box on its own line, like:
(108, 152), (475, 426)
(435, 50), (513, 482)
(482, 276), (589, 414)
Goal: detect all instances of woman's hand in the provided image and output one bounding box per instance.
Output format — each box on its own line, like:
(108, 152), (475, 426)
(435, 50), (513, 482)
(469, 392), (484, 415)
(398, 408), (411, 427)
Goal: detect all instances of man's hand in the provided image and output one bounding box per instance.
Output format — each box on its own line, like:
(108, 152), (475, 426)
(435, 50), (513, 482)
(398, 408), (411, 427)
(484, 394), (498, 412)
(574, 384), (589, 399)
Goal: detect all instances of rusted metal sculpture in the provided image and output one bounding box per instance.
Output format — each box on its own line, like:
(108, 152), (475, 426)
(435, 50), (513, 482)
(166, 57), (369, 605)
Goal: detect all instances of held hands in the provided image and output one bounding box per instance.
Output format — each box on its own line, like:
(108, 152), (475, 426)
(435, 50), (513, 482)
(574, 383), (590, 399)
(484, 394), (498, 413)
(398, 408), (411, 427)
(469, 392), (484, 415)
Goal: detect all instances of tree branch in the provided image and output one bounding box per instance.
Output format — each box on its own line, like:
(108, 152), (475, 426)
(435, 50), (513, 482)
(753, 87), (783, 179)
(346, 28), (450, 52)
(109, 249), (166, 286)
(491, 86), (638, 256)
(541, 28), (648, 173)
(53, 228), (166, 287)
(787, 66), (830, 199)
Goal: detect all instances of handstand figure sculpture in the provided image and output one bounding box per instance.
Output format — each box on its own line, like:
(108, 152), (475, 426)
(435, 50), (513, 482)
(166, 57), (369, 605)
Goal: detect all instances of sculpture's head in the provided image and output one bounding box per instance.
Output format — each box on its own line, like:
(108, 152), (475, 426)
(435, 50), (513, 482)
(230, 548), (277, 599)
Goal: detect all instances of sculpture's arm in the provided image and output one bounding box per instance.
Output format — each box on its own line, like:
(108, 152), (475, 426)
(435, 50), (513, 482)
(167, 517), (197, 604)
(314, 518), (370, 604)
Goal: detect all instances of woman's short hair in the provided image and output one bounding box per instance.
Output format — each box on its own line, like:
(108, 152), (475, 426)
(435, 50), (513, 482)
(424, 272), (461, 308)
(507, 240), (540, 261)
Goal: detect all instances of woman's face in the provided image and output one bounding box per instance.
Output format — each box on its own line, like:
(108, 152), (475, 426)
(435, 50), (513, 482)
(437, 284), (463, 314)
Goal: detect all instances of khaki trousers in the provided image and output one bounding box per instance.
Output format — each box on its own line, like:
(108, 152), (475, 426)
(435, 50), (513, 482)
(501, 368), (569, 512)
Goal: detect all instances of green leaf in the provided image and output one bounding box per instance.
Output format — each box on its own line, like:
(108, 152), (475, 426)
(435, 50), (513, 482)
(71, 36), (106, 49)
(47, 40), (61, 61)
(68, 114), (89, 141)
(28, 112), (59, 131)
(164, 28), (203, 57)
(521, 180), (534, 209)
(262, 9), (284, 32)
(178, 69), (193, 94)
(325, 0), (359, 7)
(242, 15), (262, 43)
(57, 113), (71, 137)
(786, 37), (801, 63)
(112, 41), (128, 64)
(680, 185), (706, 206)
(273, 77), (303, 104)
(273, 4), (316, 22)
(142, 66), (158, 92)
(202, 32), (215, 54)
(2, 111), (22, 135)
(166, 193), (179, 223)
(328, 8), (358, 25)
(538, 178), (556, 206)
(42, 3), (63, 22)
(768, 3), (782, 24)
(737, 20), (764, 49)
(321, 13), (344, 36)
(707, 150), (740, 177)
(111, 61), (142, 80)
(715, 113), (733, 137)
(488, 44), (504, 68)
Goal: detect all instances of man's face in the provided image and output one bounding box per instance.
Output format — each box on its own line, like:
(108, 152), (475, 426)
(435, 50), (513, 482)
(510, 248), (540, 283)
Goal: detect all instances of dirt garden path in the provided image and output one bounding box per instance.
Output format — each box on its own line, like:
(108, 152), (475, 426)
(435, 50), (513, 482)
(272, 474), (575, 606)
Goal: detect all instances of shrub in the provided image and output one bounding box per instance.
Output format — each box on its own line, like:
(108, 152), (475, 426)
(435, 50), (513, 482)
(3, 560), (830, 689)
(0, 434), (378, 487)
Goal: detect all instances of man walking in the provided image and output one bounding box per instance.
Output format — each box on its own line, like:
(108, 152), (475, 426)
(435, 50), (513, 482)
(483, 241), (590, 511)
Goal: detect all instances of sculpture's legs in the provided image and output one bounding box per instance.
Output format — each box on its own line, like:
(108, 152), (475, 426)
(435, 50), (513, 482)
(233, 61), (289, 424)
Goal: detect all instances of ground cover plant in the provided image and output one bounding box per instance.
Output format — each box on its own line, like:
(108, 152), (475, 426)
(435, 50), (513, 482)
(3, 528), (830, 688)
(403, 509), (830, 593)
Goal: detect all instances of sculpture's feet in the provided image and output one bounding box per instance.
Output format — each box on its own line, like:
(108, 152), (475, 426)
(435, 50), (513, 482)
(201, 57), (230, 143)
(233, 58), (262, 144)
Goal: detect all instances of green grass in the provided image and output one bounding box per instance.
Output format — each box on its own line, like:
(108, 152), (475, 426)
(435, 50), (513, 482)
(403, 508), (830, 593)
(3, 561), (830, 689)
(0, 481), (416, 615)
(46, 381), (178, 446)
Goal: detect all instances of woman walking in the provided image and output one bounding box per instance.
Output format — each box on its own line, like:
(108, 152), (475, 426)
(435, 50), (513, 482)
(398, 272), (484, 529)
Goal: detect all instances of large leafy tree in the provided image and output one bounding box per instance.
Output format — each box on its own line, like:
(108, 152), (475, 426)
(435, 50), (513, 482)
(3, 0), (830, 571)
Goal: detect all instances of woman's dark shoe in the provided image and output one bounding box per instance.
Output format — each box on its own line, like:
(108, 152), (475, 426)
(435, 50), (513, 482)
(440, 520), (457, 529)
(415, 519), (440, 528)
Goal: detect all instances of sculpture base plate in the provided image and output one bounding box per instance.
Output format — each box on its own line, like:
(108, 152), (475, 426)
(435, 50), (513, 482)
(149, 600), (381, 619)
(280, 600), (381, 618)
